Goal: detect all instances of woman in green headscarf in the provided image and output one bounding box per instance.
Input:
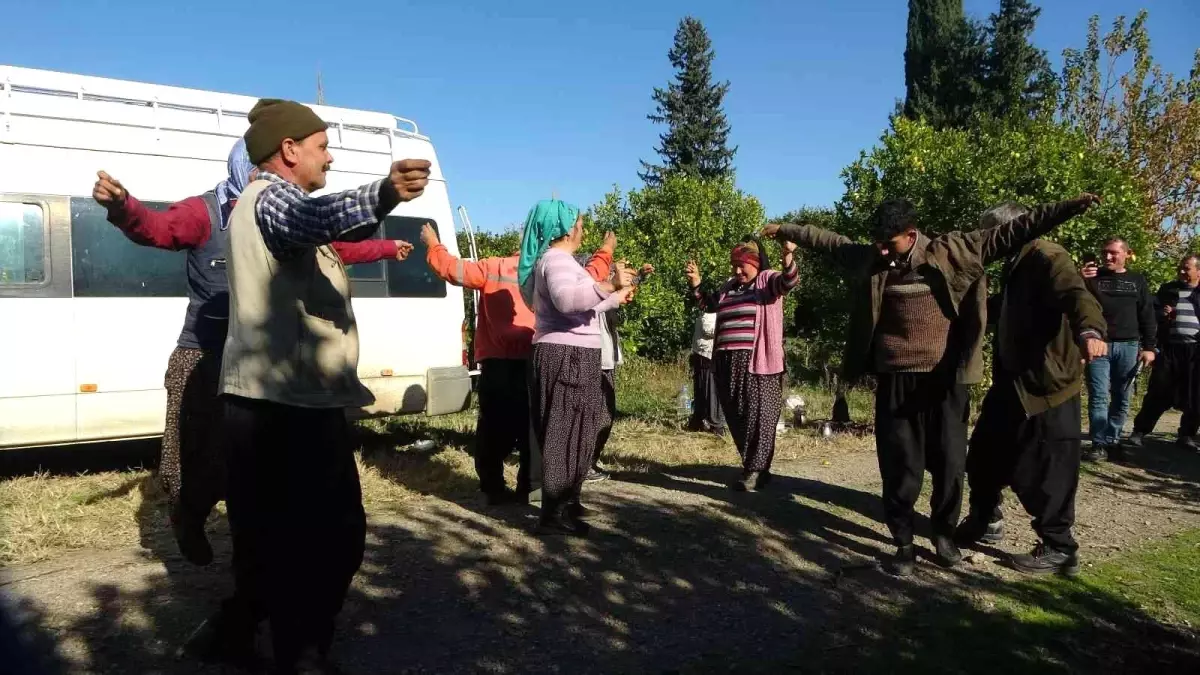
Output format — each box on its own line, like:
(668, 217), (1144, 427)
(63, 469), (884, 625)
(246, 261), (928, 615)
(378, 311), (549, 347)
(521, 199), (635, 536)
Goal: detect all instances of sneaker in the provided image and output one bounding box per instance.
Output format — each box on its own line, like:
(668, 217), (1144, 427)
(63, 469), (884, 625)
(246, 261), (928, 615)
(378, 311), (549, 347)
(170, 503), (213, 567)
(1010, 541), (1080, 577)
(729, 471), (760, 492)
(954, 514), (1005, 545)
(886, 545), (917, 577)
(584, 468), (610, 483)
(1083, 444), (1107, 463)
(933, 535), (963, 568)
(1125, 431), (1145, 448)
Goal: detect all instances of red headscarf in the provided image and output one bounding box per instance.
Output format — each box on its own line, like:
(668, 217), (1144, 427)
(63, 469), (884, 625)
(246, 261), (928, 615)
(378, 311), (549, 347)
(731, 243), (761, 272)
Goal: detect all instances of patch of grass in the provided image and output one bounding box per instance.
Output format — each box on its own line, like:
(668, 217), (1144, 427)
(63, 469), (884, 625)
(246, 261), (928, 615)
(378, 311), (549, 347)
(0, 470), (156, 566)
(820, 529), (1200, 674)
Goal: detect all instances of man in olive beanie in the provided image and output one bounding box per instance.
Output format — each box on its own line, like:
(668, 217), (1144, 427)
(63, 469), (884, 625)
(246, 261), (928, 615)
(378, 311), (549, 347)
(188, 96), (432, 673)
(244, 98), (329, 165)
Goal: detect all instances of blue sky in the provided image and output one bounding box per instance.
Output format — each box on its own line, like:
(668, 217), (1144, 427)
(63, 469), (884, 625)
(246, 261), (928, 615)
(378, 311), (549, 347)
(1, 1), (1196, 231)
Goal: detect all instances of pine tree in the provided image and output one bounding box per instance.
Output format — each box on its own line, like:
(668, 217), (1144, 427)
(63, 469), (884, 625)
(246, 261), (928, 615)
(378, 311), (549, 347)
(639, 17), (736, 186)
(982, 0), (1057, 119)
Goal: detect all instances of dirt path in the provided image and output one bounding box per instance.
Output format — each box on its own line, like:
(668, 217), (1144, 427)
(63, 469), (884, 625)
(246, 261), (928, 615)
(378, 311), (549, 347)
(5, 417), (1200, 674)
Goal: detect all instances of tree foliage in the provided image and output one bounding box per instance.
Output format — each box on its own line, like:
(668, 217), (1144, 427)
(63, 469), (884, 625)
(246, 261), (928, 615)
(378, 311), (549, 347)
(903, 0), (981, 128)
(587, 175), (765, 359)
(838, 116), (1159, 278)
(981, 0), (1057, 120)
(639, 17), (737, 186)
(1060, 11), (1200, 250)
(904, 0), (1056, 127)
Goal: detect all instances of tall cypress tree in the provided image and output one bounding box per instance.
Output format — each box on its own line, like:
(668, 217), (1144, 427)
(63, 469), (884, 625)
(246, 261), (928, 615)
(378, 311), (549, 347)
(639, 17), (736, 186)
(903, 0), (985, 128)
(982, 0), (1056, 119)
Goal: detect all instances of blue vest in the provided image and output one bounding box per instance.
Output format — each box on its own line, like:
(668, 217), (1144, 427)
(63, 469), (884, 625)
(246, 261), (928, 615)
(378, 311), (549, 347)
(176, 191), (231, 351)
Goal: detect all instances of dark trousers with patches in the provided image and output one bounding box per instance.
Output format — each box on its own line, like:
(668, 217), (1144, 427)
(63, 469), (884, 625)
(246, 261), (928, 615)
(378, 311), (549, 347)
(965, 380), (1081, 554)
(594, 369), (616, 468)
(874, 372), (970, 547)
(688, 353), (726, 432)
(221, 396), (367, 666)
(475, 358), (532, 495)
(1132, 341), (1200, 437)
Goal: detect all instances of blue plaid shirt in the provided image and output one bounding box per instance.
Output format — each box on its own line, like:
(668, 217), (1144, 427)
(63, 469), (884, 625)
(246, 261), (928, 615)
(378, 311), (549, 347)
(254, 172), (387, 260)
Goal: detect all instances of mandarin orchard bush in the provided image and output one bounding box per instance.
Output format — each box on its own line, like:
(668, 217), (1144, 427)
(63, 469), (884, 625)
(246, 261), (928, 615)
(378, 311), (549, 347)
(585, 175), (767, 361)
(838, 116), (1160, 281)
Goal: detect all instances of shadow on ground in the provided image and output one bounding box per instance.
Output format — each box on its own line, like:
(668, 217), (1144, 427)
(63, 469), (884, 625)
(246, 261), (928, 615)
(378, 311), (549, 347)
(7, 448), (1200, 674)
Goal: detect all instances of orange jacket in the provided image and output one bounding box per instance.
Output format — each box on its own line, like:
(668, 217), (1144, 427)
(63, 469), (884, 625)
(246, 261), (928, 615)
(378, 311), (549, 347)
(427, 243), (612, 361)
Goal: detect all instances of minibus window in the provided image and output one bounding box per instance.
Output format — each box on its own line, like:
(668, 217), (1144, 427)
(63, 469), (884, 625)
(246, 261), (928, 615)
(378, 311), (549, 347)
(70, 198), (187, 297)
(0, 203), (46, 285)
(382, 217), (447, 298)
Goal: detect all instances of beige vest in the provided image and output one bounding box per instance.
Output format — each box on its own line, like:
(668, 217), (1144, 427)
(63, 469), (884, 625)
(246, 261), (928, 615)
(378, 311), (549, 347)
(219, 179), (374, 409)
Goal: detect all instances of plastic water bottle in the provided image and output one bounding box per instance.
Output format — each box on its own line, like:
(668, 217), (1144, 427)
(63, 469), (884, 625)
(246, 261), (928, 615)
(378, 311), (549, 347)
(677, 384), (692, 417)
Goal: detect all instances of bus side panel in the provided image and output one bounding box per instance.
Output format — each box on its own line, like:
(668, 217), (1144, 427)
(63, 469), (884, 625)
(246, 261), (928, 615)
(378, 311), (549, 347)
(73, 298), (185, 442)
(0, 299), (77, 447)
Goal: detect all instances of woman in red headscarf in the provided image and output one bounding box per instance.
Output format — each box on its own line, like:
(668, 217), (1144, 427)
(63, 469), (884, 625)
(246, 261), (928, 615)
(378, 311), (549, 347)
(686, 235), (799, 490)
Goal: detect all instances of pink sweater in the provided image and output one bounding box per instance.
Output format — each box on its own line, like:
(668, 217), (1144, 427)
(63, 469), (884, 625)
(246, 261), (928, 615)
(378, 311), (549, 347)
(694, 267), (794, 375)
(533, 248), (622, 348)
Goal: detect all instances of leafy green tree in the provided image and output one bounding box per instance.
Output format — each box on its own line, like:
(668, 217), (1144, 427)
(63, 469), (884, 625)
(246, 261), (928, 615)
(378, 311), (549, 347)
(587, 175), (765, 359)
(1060, 11), (1200, 253)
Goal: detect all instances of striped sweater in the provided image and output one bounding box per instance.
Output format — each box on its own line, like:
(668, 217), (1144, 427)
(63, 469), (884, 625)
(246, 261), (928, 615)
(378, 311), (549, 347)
(693, 260), (799, 352)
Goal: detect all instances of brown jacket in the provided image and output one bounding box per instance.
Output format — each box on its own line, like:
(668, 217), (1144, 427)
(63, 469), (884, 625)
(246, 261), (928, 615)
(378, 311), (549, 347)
(995, 239), (1106, 416)
(777, 198), (1091, 385)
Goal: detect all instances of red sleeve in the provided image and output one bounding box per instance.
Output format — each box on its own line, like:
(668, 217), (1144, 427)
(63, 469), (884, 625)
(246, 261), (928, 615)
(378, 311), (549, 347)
(332, 239), (399, 265)
(585, 249), (614, 282)
(105, 194), (211, 250)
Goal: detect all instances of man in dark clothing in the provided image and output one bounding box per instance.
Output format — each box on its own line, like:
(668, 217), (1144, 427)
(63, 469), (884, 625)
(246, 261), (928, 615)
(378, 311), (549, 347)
(957, 201), (1107, 577)
(763, 192), (1101, 576)
(1080, 238), (1157, 461)
(1127, 255), (1200, 452)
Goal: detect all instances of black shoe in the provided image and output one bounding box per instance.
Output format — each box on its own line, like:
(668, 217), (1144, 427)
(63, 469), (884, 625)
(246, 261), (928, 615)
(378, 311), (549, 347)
(754, 470), (772, 490)
(933, 535), (963, 568)
(730, 471), (760, 492)
(584, 467), (610, 483)
(1010, 541), (1080, 577)
(1108, 443), (1128, 463)
(537, 505), (590, 537)
(954, 514), (1005, 546)
(170, 503), (213, 567)
(178, 607), (261, 670)
(1125, 431), (1145, 448)
(566, 501), (596, 520)
(886, 545), (917, 577)
(1083, 444), (1108, 463)
(485, 488), (523, 506)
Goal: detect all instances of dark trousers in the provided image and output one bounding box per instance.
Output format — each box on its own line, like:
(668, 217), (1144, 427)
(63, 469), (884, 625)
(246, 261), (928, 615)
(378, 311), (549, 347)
(221, 395), (367, 666)
(688, 353), (726, 431)
(1133, 341), (1200, 437)
(874, 373), (969, 547)
(965, 380), (1081, 554)
(594, 369), (617, 468)
(475, 358), (532, 495)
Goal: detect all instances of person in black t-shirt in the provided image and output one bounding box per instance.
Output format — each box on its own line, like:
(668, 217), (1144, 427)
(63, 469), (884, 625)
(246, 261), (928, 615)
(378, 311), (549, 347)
(1080, 238), (1157, 461)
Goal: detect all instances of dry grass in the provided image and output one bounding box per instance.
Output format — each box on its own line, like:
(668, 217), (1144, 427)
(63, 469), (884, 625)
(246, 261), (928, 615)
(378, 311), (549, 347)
(0, 358), (877, 567)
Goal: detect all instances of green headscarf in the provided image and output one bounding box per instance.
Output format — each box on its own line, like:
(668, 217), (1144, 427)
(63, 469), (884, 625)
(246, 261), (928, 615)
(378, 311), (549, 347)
(517, 199), (581, 301)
